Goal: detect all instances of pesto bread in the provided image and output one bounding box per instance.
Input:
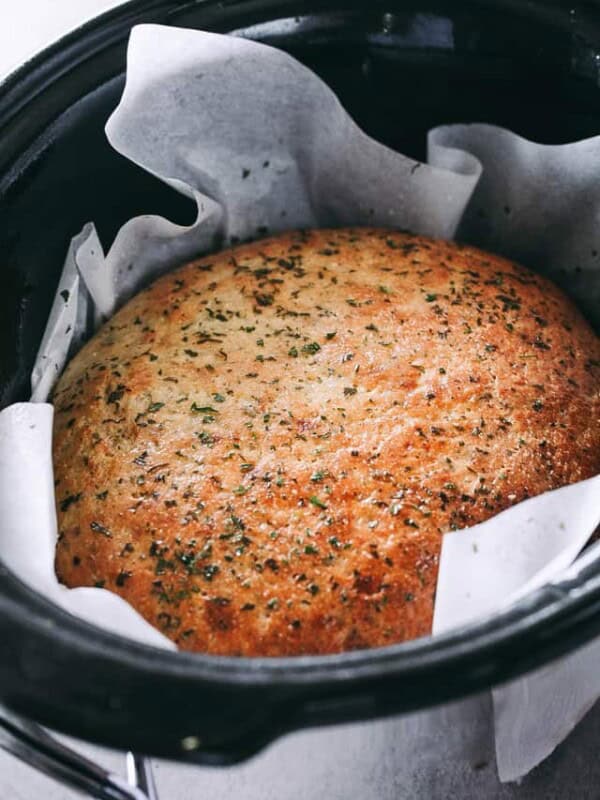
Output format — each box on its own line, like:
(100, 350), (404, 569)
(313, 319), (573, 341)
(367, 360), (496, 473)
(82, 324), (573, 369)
(53, 228), (600, 655)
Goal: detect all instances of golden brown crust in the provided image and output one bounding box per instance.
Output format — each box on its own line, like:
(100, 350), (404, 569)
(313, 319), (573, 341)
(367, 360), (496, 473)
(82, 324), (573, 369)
(53, 228), (600, 656)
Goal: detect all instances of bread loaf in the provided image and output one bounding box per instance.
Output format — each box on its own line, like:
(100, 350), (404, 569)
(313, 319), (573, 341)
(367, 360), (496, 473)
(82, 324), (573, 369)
(53, 228), (600, 655)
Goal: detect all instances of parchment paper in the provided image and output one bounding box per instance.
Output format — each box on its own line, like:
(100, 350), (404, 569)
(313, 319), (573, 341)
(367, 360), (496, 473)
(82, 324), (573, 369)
(1, 23), (600, 780)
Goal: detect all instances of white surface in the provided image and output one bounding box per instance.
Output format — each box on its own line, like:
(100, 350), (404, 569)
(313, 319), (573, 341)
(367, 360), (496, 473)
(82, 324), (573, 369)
(0, 0), (123, 80)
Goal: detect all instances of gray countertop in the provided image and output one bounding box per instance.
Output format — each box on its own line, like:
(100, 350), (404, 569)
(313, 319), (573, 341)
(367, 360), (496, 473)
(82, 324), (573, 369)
(3, 691), (600, 799)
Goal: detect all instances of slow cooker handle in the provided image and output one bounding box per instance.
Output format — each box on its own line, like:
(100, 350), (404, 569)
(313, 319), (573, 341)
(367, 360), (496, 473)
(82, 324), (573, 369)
(0, 707), (156, 800)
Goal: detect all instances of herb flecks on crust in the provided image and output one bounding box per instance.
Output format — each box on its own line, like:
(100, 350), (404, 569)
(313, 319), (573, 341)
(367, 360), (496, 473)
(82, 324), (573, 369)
(53, 228), (600, 656)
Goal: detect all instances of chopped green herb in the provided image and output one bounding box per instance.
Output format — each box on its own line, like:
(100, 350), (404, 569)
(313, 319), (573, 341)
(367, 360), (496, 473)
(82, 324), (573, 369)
(202, 564), (220, 582)
(155, 557), (175, 575)
(255, 293), (274, 307)
(191, 403), (219, 415)
(116, 570), (132, 587)
(310, 470), (327, 482)
(60, 493), (82, 512)
(90, 521), (111, 537)
(107, 385), (126, 405)
(309, 495), (327, 509)
(302, 342), (321, 355)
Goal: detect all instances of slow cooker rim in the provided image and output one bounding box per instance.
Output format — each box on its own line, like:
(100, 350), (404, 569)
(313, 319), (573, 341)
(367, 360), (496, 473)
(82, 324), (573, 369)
(1, 0), (600, 704)
(0, 0), (592, 131)
(3, 542), (600, 686)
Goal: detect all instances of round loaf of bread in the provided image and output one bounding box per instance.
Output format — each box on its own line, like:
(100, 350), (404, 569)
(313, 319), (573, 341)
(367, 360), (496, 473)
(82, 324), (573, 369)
(53, 228), (600, 656)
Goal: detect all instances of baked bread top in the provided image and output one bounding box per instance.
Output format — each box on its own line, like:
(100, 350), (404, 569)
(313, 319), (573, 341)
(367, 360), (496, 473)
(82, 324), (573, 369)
(53, 228), (600, 656)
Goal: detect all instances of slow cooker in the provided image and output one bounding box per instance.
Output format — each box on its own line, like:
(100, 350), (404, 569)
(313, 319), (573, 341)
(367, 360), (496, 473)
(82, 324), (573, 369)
(2, 1), (600, 797)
